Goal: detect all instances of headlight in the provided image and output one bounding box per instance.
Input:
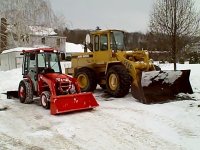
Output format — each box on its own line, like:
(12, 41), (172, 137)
(69, 84), (76, 94)
(56, 78), (61, 81)
(56, 78), (68, 82)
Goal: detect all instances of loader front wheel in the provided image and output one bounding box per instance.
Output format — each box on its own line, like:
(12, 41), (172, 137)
(106, 65), (131, 97)
(40, 91), (50, 109)
(75, 68), (97, 92)
(18, 80), (33, 104)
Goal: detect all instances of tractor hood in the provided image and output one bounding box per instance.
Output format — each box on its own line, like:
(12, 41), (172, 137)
(43, 73), (71, 82)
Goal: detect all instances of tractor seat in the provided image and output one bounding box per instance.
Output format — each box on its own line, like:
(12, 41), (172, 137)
(38, 67), (45, 73)
(44, 68), (55, 73)
(38, 67), (55, 74)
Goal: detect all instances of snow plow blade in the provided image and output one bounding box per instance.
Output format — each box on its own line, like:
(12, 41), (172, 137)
(50, 92), (99, 115)
(131, 70), (193, 104)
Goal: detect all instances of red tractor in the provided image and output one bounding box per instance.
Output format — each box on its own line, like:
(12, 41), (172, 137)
(18, 48), (99, 115)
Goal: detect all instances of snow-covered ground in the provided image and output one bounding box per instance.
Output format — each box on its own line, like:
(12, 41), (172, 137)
(0, 64), (200, 150)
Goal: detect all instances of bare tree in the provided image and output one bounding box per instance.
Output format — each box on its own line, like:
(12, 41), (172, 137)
(149, 0), (200, 70)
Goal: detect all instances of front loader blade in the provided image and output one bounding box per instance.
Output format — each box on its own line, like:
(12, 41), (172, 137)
(50, 92), (99, 115)
(131, 71), (147, 104)
(131, 70), (193, 104)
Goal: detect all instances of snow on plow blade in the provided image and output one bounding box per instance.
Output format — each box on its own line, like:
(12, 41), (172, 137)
(131, 70), (193, 104)
(50, 92), (99, 115)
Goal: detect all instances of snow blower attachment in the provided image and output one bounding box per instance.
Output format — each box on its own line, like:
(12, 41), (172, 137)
(17, 48), (98, 115)
(131, 70), (193, 104)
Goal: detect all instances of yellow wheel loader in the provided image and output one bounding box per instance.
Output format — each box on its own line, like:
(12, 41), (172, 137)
(66, 29), (193, 103)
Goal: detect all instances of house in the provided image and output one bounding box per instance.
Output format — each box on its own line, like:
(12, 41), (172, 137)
(0, 18), (66, 53)
(0, 47), (35, 71)
(6, 25), (66, 53)
(0, 18), (67, 71)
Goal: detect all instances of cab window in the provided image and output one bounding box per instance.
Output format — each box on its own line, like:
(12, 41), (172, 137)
(94, 35), (99, 51)
(100, 34), (108, 50)
(29, 53), (36, 68)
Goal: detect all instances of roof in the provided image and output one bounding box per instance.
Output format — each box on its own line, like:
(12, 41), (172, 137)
(1, 47), (36, 54)
(7, 25), (57, 36)
(29, 26), (57, 36)
(1, 46), (52, 54)
(90, 29), (124, 35)
(22, 48), (58, 53)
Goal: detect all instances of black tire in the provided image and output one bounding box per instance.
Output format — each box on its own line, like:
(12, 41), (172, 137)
(99, 84), (106, 89)
(75, 68), (97, 92)
(40, 91), (50, 109)
(106, 65), (131, 97)
(18, 80), (33, 104)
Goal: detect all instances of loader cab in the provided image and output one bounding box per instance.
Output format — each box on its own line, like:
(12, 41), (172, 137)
(22, 49), (62, 91)
(90, 30), (125, 51)
(88, 30), (126, 63)
(110, 30), (125, 51)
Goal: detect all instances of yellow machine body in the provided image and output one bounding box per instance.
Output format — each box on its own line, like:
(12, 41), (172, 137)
(66, 29), (193, 103)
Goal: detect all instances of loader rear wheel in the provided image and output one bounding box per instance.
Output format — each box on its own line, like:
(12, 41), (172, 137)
(18, 80), (33, 104)
(106, 65), (131, 97)
(75, 68), (97, 92)
(40, 91), (50, 109)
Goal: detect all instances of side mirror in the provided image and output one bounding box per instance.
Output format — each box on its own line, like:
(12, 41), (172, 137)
(30, 53), (35, 60)
(85, 34), (91, 44)
(85, 34), (93, 52)
(60, 52), (65, 61)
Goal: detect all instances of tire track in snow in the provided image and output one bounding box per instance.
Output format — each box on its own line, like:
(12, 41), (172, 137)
(100, 102), (200, 149)
(0, 133), (43, 150)
(93, 109), (183, 150)
(0, 99), (81, 150)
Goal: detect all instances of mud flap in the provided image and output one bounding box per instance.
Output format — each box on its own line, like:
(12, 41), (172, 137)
(131, 70), (193, 104)
(50, 92), (99, 115)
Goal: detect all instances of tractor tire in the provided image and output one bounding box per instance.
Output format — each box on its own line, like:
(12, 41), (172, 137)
(75, 68), (97, 92)
(106, 65), (131, 98)
(40, 91), (50, 109)
(18, 80), (33, 104)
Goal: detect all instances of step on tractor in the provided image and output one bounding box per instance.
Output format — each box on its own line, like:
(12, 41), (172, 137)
(65, 29), (193, 103)
(17, 48), (98, 115)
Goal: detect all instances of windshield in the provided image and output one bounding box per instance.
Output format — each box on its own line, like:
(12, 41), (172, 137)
(38, 53), (61, 73)
(110, 31), (125, 50)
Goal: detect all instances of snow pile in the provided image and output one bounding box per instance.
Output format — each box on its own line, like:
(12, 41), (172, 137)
(142, 70), (182, 87)
(65, 42), (85, 53)
(61, 61), (71, 73)
(159, 64), (200, 93)
(0, 68), (23, 93)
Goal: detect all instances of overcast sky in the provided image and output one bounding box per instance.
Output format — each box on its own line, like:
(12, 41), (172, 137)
(49, 0), (200, 33)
